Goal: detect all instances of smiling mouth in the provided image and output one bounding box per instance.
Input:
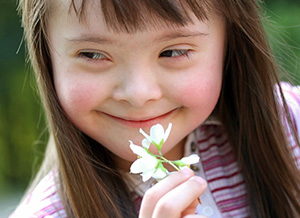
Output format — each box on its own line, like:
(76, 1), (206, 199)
(102, 108), (179, 128)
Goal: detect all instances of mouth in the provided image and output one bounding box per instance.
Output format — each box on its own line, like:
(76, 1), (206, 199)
(102, 108), (179, 128)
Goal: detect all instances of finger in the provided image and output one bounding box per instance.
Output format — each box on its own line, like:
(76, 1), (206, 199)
(181, 199), (199, 217)
(139, 168), (194, 217)
(152, 176), (207, 218)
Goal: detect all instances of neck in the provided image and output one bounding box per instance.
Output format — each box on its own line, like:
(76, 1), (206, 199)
(163, 137), (186, 171)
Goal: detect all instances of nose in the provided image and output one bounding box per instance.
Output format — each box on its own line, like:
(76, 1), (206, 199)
(112, 66), (162, 107)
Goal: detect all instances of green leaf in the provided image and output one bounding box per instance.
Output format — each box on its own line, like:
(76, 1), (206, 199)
(157, 162), (167, 173)
(152, 141), (159, 150)
(173, 160), (186, 167)
(157, 139), (164, 152)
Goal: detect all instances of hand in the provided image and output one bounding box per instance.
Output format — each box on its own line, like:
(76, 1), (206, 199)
(139, 168), (208, 218)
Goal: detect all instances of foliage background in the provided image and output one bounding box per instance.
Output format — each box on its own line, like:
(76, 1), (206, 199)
(0, 0), (299, 216)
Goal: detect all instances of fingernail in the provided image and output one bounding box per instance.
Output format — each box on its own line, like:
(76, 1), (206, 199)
(180, 167), (193, 176)
(193, 176), (207, 186)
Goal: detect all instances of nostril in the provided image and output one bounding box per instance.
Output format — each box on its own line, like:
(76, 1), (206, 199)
(112, 80), (162, 107)
(112, 67), (163, 107)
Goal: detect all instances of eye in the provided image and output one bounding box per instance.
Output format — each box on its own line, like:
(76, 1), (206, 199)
(78, 51), (108, 60)
(159, 49), (190, 58)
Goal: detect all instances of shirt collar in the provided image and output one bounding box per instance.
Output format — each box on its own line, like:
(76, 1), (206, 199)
(202, 115), (222, 126)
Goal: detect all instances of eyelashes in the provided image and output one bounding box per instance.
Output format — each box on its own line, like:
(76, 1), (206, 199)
(159, 49), (191, 58)
(78, 49), (191, 62)
(78, 51), (107, 60)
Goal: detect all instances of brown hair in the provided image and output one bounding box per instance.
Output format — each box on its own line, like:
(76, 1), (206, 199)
(19, 0), (300, 217)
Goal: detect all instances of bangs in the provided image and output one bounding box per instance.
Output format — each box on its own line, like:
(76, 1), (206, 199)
(69, 0), (213, 32)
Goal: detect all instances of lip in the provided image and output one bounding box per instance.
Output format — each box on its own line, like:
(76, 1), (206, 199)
(102, 108), (179, 128)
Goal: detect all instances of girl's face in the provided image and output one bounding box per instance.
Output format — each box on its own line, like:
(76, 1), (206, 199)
(48, 1), (226, 169)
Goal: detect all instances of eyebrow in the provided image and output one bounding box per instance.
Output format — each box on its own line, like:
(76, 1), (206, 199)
(65, 30), (208, 45)
(66, 35), (115, 44)
(155, 31), (208, 42)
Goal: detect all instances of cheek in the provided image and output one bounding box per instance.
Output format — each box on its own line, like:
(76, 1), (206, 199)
(180, 83), (220, 110)
(174, 70), (223, 110)
(168, 46), (224, 109)
(54, 75), (101, 115)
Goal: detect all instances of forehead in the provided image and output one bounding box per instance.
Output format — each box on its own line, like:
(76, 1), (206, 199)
(49, 0), (215, 33)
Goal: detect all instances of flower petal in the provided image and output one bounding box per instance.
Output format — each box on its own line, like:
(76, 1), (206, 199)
(130, 159), (146, 174)
(143, 154), (158, 169)
(141, 168), (156, 182)
(163, 123), (172, 142)
(152, 168), (168, 180)
(139, 128), (152, 142)
(181, 154), (200, 165)
(150, 124), (164, 144)
(129, 141), (147, 156)
(142, 138), (151, 149)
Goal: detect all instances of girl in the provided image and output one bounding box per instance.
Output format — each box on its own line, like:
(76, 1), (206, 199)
(11, 0), (300, 217)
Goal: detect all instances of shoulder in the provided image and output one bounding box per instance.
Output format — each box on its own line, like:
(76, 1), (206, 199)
(277, 82), (300, 112)
(276, 82), (300, 166)
(276, 82), (300, 135)
(9, 171), (66, 218)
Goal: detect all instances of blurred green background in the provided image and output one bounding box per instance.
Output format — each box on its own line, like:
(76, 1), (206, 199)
(0, 0), (299, 216)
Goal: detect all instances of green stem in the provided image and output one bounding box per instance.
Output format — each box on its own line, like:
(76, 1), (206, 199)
(159, 156), (180, 171)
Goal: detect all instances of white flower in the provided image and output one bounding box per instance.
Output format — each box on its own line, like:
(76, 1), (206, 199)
(129, 123), (198, 182)
(181, 154), (200, 165)
(152, 168), (168, 180)
(139, 123), (172, 150)
(129, 141), (159, 182)
(173, 154), (200, 169)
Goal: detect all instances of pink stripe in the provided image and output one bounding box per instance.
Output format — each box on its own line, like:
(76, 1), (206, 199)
(201, 149), (233, 165)
(205, 163), (238, 178)
(217, 193), (247, 206)
(44, 172), (54, 182)
(289, 105), (298, 132)
(211, 181), (245, 193)
(224, 209), (250, 218)
(224, 213), (250, 218)
(35, 202), (63, 218)
(41, 190), (57, 201)
(291, 144), (299, 150)
(207, 171), (239, 183)
(199, 141), (230, 157)
(198, 139), (228, 153)
(42, 183), (56, 195)
(221, 201), (249, 213)
(197, 131), (224, 144)
(202, 155), (236, 171)
(286, 86), (300, 103)
(25, 193), (33, 204)
(214, 185), (246, 200)
(200, 146), (232, 164)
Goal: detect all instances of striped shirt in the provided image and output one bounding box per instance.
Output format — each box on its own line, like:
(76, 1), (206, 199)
(191, 120), (249, 217)
(10, 172), (66, 218)
(10, 83), (300, 218)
